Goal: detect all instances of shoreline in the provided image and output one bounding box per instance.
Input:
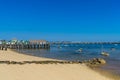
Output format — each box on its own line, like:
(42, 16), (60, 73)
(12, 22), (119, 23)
(0, 49), (116, 80)
(90, 66), (120, 80)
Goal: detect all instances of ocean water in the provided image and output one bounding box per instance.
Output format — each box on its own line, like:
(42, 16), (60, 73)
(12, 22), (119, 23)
(16, 43), (120, 75)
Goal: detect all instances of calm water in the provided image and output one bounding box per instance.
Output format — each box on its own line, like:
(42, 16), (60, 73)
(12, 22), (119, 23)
(16, 43), (120, 75)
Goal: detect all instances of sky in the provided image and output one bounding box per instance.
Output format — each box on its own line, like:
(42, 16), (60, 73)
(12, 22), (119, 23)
(0, 0), (120, 41)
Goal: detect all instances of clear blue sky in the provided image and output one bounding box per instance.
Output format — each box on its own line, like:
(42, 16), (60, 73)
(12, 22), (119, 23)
(0, 0), (120, 41)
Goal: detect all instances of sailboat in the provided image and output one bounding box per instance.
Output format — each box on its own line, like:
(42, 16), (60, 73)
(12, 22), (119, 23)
(101, 51), (109, 56)
(76, 48), (83, 53)
(100, 44), (109, 56)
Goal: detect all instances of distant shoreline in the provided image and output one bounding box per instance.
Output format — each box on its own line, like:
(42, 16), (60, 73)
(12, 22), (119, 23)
(50, 41), (120, 44)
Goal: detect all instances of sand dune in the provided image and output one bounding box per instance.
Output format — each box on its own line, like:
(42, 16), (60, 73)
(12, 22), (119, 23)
(0, 49), (113, 80)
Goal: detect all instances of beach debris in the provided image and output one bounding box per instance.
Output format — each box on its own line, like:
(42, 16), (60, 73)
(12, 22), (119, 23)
(101, 51), (109, 56)
(0, 58), (106, 66)
(0, 61), (82, 65)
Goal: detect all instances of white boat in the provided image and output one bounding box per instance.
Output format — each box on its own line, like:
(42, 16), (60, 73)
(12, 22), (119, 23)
(58, 46), (62, 49)
(100, 44), (109, 56)
(110, 47), (116, 51)
(76, 48), (83, 53)
(114, 44), (118, 46)
(101, 51), (109, 56)
(64, 45), (69, 47)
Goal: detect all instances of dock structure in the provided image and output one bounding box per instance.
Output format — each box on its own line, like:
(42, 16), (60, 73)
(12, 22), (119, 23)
(0, 39), (50, 50)
(0, 40), (7, 50)
(29, 40), (50, 49)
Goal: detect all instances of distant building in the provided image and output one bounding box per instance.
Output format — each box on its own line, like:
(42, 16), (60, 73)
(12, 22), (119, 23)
(0, 40), (6, 45)
(29, 40), (48, 44)
(10, 39), (18, 45)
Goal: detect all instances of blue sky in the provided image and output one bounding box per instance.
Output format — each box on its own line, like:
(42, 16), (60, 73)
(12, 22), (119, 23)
(0, 0), (120, 41)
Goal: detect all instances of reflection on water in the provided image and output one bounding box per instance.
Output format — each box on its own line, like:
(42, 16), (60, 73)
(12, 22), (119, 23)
(16, 43), (120, 75)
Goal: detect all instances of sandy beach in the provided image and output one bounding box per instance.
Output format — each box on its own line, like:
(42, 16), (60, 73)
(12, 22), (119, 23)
(0, 49), (113, 80)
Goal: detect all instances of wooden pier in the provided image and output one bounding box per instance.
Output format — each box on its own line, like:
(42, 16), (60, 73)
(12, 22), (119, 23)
(0, 40), (50, 50)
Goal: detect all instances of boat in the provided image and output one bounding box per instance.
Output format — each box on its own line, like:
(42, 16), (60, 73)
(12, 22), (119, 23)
(58, 45), (62, 49)
(101, 51), (109, 56)
(76, 48), (83, 53)
(64, 44), (69, 47)
(110, 47), (116, 51)
(100, 44), (109, 56)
